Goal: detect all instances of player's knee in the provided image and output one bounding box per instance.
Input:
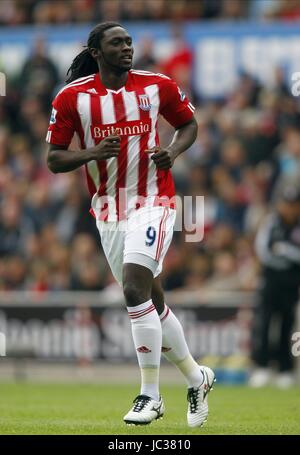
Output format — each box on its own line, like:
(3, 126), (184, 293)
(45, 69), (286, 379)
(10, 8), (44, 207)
(151, 281), (163, 301)
(123, 281), (150, 306)
(151, 283), (164, 314)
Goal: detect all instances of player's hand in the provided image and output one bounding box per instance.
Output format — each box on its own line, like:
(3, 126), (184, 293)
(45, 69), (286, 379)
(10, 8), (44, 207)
(92, 135), (121, 160)
(145, 147), (174, 169)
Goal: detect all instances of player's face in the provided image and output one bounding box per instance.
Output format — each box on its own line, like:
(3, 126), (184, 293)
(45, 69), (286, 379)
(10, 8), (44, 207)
(99, 27), (133, 72)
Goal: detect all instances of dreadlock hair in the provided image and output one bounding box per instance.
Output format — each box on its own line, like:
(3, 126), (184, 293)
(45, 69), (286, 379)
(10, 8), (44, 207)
(66, 22), (123, 83)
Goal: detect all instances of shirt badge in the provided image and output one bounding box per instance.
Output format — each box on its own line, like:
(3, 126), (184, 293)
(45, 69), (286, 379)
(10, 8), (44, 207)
(138, 94), (151, 111)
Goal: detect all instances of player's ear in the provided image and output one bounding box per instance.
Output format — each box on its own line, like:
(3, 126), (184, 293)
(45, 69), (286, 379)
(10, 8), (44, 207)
(90, 48), (101, 60)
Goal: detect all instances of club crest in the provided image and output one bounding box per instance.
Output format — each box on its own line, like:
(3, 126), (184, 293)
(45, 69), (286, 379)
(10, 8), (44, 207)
(138, 94), (151, 111)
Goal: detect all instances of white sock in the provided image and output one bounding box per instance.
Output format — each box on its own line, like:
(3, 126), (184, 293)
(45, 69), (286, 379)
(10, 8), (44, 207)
(160, 304), (203, 388)
(127, 299), (162, 401)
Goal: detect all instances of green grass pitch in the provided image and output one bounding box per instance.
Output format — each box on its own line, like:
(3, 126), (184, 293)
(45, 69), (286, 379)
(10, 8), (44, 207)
(0, 383), (299, 435)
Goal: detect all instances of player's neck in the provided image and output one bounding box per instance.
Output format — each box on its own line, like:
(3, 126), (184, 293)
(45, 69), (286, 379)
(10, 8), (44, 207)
(99, 69), (128, 91)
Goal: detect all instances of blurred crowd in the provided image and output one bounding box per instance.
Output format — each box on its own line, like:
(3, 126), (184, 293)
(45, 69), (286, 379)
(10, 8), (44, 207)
(1, 20), (300, 293)
(1, 0), (300, 25)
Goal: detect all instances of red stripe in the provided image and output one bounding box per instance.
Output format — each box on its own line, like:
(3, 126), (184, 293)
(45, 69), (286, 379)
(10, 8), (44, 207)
(160, 306), (170, 322)
(134, 90), (150, 208)
(129, 306), (156, 319)
(89, 95), (108, 197)
(155, 209), (166, 261)
(112, 92), (128, 221)
(157, 230), (166, 261)
(154, 116), (160, 197)
(129, 305), (155, 316)
(156, 85), (176, 204)
(156, 169), (176, 206)
(130, 308), (155, 319)
(84, 164), (96, 198)
(90, 94), (109, 221)
(73, 94), (98, 199)
(155, 207), (169, 261)
(156, 222), (166, 261)
(129, 304), (156, 317)
(97, 162), (108, 197)
(159, 210), (169, 258)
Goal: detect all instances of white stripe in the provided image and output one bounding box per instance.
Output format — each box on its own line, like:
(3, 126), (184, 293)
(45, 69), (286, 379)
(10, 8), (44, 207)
(130, 70), (156, 75)
(122, 91), (140, 210)
(57, 76), (95, 96)
(64, 74), (95, 87)
(59, 76), (94, 90)
(77, 92), (94, 147)
(144, 84), (159, 199)
(46, 131), (52, 142)
(188, 102), (195, 110)
(130, 70), (169, 79)
(122, 90), (139, 121)
(100, 91), (116, 124)
(65, 77), (95, 88)
(100, 92), (118, 219)
(67, 74), (96, 84)
(77, 92), (99, 190)
(156, 72), (170, 79)
(187, 104), (195, 113)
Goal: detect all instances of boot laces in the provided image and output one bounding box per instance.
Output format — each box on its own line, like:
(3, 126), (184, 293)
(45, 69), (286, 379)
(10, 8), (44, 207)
(133, 395), (151, 412)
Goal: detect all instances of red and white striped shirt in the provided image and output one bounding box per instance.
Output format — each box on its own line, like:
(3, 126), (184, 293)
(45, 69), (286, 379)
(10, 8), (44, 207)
(46, 70), (195, 221)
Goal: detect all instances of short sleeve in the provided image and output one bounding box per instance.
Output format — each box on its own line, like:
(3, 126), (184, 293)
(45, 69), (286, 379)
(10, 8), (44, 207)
(159, 78), (195, 128)
(46, 89), (76, 147)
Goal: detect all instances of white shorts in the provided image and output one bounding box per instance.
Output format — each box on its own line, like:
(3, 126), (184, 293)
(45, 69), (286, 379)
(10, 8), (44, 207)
(96, 205), (176, 286)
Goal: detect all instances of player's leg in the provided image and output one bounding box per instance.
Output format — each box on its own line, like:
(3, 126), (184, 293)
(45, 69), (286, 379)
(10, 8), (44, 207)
(122, 204), (215, 427)
(123, 263), (162, 403)
(152, 277), (215, 427)
(122, 262), (164, 424)
(96, 219), (163, 424)
(249, 282), (274, 387)
(275, 289), (298, 388)
(152, 277), (204, 386)
(121, 205), (174, 424)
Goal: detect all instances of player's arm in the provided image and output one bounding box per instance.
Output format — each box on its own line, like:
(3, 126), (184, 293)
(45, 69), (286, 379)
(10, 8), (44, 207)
(167, 116), (198, 160)
(146, 78), (197, 169)
(46, 90), (120, 174)
(146, 117), (197, 170)
(47, 137), (120, 174)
